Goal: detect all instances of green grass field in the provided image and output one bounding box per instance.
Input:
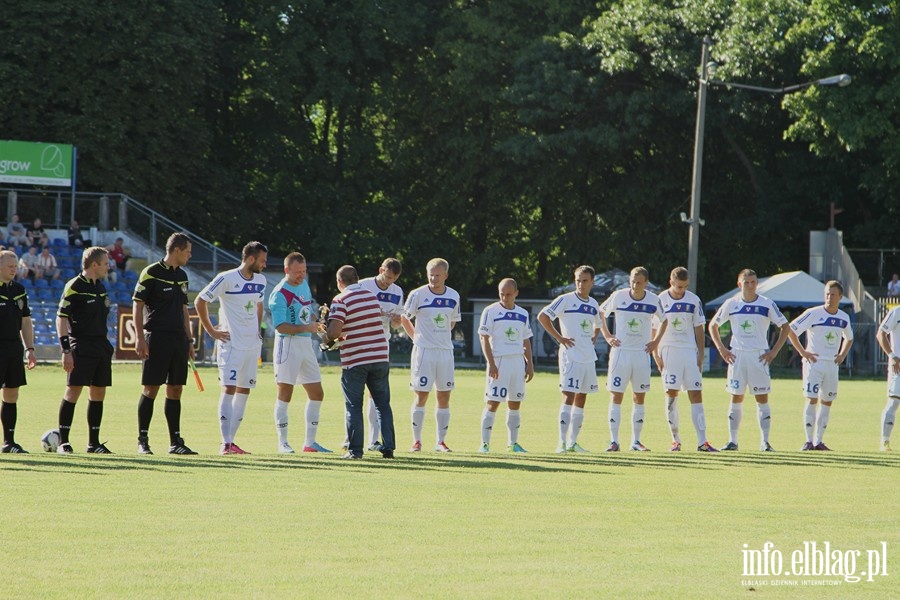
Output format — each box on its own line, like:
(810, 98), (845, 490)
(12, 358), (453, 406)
(2, 363), (897, 598)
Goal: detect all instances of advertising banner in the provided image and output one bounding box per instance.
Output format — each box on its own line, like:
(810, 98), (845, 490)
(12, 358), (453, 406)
(0, 139), (74, 186)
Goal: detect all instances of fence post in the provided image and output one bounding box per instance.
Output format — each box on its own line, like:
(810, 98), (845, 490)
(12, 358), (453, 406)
(99, 196), (110, 230)
(118, 196), (128, 232)
(6, 191), (16, 223)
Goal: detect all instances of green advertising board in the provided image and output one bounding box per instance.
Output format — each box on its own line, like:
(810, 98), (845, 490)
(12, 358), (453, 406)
(0, 140), (74, 186)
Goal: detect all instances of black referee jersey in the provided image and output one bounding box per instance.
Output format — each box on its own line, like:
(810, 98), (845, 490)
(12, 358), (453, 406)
(132, 260), (189, 333)
(57, 275), (110, 339)
(0, 279), (31, 355)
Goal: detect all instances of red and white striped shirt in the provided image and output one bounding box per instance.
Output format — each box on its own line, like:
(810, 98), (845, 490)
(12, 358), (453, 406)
(329, 284), (390, 369)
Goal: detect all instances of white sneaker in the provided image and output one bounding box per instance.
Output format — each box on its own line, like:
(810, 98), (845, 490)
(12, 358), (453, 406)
(477, 443), (490, 454)
(278, 442), (295, 454)
(555, 443), (567, 454)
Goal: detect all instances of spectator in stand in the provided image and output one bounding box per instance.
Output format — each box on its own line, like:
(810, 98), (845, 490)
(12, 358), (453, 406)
(37, 247), (60, 281)
(7, 215), (29, 248)
(18, 246), (41, 282)
(68, 220), (90, 248)
(27, 218), (49, 249)
(888, 273), (900, 297)
(106, 237), (131, 276)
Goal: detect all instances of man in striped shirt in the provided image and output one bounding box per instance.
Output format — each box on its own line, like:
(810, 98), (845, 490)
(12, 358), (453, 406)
(323, 265), (395, 459)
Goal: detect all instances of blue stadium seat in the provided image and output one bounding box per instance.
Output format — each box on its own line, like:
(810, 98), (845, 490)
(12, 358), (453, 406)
(37, 289), (54, 301)
(51, 279), (65, 290)
(123, 270), (138, 281)
(60, 268), (76, 279)
(20, 278), (34, 289)
(34, 279), (49, 288)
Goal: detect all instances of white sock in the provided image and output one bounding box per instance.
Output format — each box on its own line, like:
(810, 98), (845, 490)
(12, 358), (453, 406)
(435, 407), (451, 444)
(690, 402), (706, 445)
(569, 406), (585, 445)
(757, 403), (772, 444)
(506, 409), (521, 445)
(632, 403), (647, 444)
(218, 392), (234, 443)
(558, 403), (572, 445)
(367, 397), (381, 445)
(411, 404), (425, 443)
(882, 398), (899, 442)
(230, 392), (249, 441)
(815, 404), (831, 445)
(666, 396), (680, 442)
(305, 399), (322, 446)
(481, 408), (495, 445)
(275, 400), (289, 445)
(804, 401), (817, 442)
(608, 403), (621, 444)
(728, 403), (743, 445)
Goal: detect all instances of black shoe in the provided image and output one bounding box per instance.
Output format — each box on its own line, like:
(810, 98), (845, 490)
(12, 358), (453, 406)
(86, 443), (113, 454)
(169, 438), (198, 455)
(341, 452), (362, 459)
(381, 449), (395, 458)
(137, 436), (153, 455)
(57, 442), (74, 454)
(1, 442), (28, 454)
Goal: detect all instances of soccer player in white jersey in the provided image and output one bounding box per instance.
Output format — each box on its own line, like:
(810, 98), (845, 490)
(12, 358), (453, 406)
(351, 257), (403, 451)
(787, 280), (853, 451)
(402, 258), (461, 452)
(653, 267), (718, 452)
(709, 268), (790, 452)
(599, 266), (666, 452)
(478, 278), (534, 453)
(538, 265), (602, 453)
(875, 301), (900, 452)
(196, 241), (268, 455)
(268, 252), (331, 454)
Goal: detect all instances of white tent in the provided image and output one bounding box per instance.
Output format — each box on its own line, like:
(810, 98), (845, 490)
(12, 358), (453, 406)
(705, 270), (855, 313)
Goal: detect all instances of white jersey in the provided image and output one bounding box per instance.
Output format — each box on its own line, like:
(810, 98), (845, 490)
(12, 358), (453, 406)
(599, 289), (664, 350)
(359, 276), (404, 340)
(404, 284), (461, 350)
(790, 306), (853, 360)
(657, 290), (706, 350)
(879, 306), (900, 355)
(712, 294), (787, 351)
(478, 302), (533, 357)
(198, 268), (266, 350)
(540, 292), (601, 364)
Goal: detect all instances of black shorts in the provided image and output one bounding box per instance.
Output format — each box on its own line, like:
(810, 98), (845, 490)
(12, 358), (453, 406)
(68, 338), (113, 387)
(0, 349), (26, 389)
(141, 331), (189, 386)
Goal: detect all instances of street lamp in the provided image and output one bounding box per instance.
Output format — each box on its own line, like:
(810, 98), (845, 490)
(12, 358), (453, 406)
(685, 35), (851, 292)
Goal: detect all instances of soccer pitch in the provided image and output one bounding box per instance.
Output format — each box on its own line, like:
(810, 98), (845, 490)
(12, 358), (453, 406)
(3, 364), (897, 598)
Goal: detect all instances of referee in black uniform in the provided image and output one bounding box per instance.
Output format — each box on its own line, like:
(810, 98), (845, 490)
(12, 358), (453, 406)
(0, 250), (37, 453)
(55, 246), (115, 454)
(133, 232), (197, 455)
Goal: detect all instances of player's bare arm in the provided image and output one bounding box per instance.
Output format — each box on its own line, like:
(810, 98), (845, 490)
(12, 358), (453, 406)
(693, 325), (705, 370)
(761, 323), (790, 365)
(56, 315), (74, 373)
(538, 312), (574, 348)
(401, 315), (415, 339)
(876, 330), (900, 374)
(599, 312), (621, 347)
(523, 338), (534, 382)
(133, 300), (149, 359)
(709, 321), (735, 364)
(835, 338), (853, 365)
(183, 304), (195, 359)
(20, 316), (36, 370)
(479, 334), (498, 379)
(645, 320), (667, 354)
(787, 329), (817, 363)
(194, 297), (230, 342)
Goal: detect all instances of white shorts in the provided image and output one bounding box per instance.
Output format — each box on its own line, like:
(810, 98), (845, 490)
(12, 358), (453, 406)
(889, 369), (900, 398)
(801, 359), (839, 401)
(217, 341), (262, 388)
(410, 346), (455, 392)
(558, 354), (598, 394)
(273, 335), (321, 386)
(660, 346), (702, 392)
(606, 348), (651, 393)
(484, 355), (526, 403)
(726, 349), (770, 395)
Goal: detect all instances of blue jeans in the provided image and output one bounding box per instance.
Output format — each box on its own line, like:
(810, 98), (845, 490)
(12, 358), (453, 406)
(341, 361), (394, 456)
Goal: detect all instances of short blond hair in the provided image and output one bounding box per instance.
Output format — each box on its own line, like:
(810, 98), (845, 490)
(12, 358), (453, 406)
(426, 258), (449, 272)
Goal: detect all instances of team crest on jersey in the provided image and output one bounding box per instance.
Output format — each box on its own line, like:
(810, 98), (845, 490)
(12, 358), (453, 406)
(181, 283), (188, 294)
(824, 331), (838, 347)
(503, 326), (519, 342)
(739, 319), (754, 334)
(670, 316), (686, 332)
(17, 298), (24, 311)
(104, 296), (111, 307)
(627, 318), (642, 334)
(433, 313), (448, 329)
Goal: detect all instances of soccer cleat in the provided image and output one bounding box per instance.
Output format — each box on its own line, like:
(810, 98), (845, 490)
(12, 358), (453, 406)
(813, 442), (832, 451)
(555, 443), (568, 454)
(367, 441), (384, 452)
(169, 438), (198, 455)
(800, 441), (815, 451)
(434, 441), (452, 453)
(86, 443), (113, 454)
(630, 441), (650, 452)
(761, 442), (775, 452)
(605, 441), (620, 452)
(721, 442), (739, 451)
(137, 436), (153, 455)
(1, 442), (28, 454)
(697, 441), (719, 453)
(341, 451), (362, 459)
(883, 441), (892, 452)
(278, 442), (296, 454)
(340, 443), (350, 453)
(303, 442), (333, 453)
(669, 441), (682, 452)
(220, 443), (233, 455)
(478, 443), (490, 454)
(381, 449), (395, 458)
(57, 443), (74, 454)
(567, 442), (589, 453)
(229, 443), (250, 455)
(410, 440), (422, 452)
(508, 442), (527, 453)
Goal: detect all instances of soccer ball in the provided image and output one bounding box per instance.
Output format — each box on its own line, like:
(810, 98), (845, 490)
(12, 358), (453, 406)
(41, 429), (61, 453)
